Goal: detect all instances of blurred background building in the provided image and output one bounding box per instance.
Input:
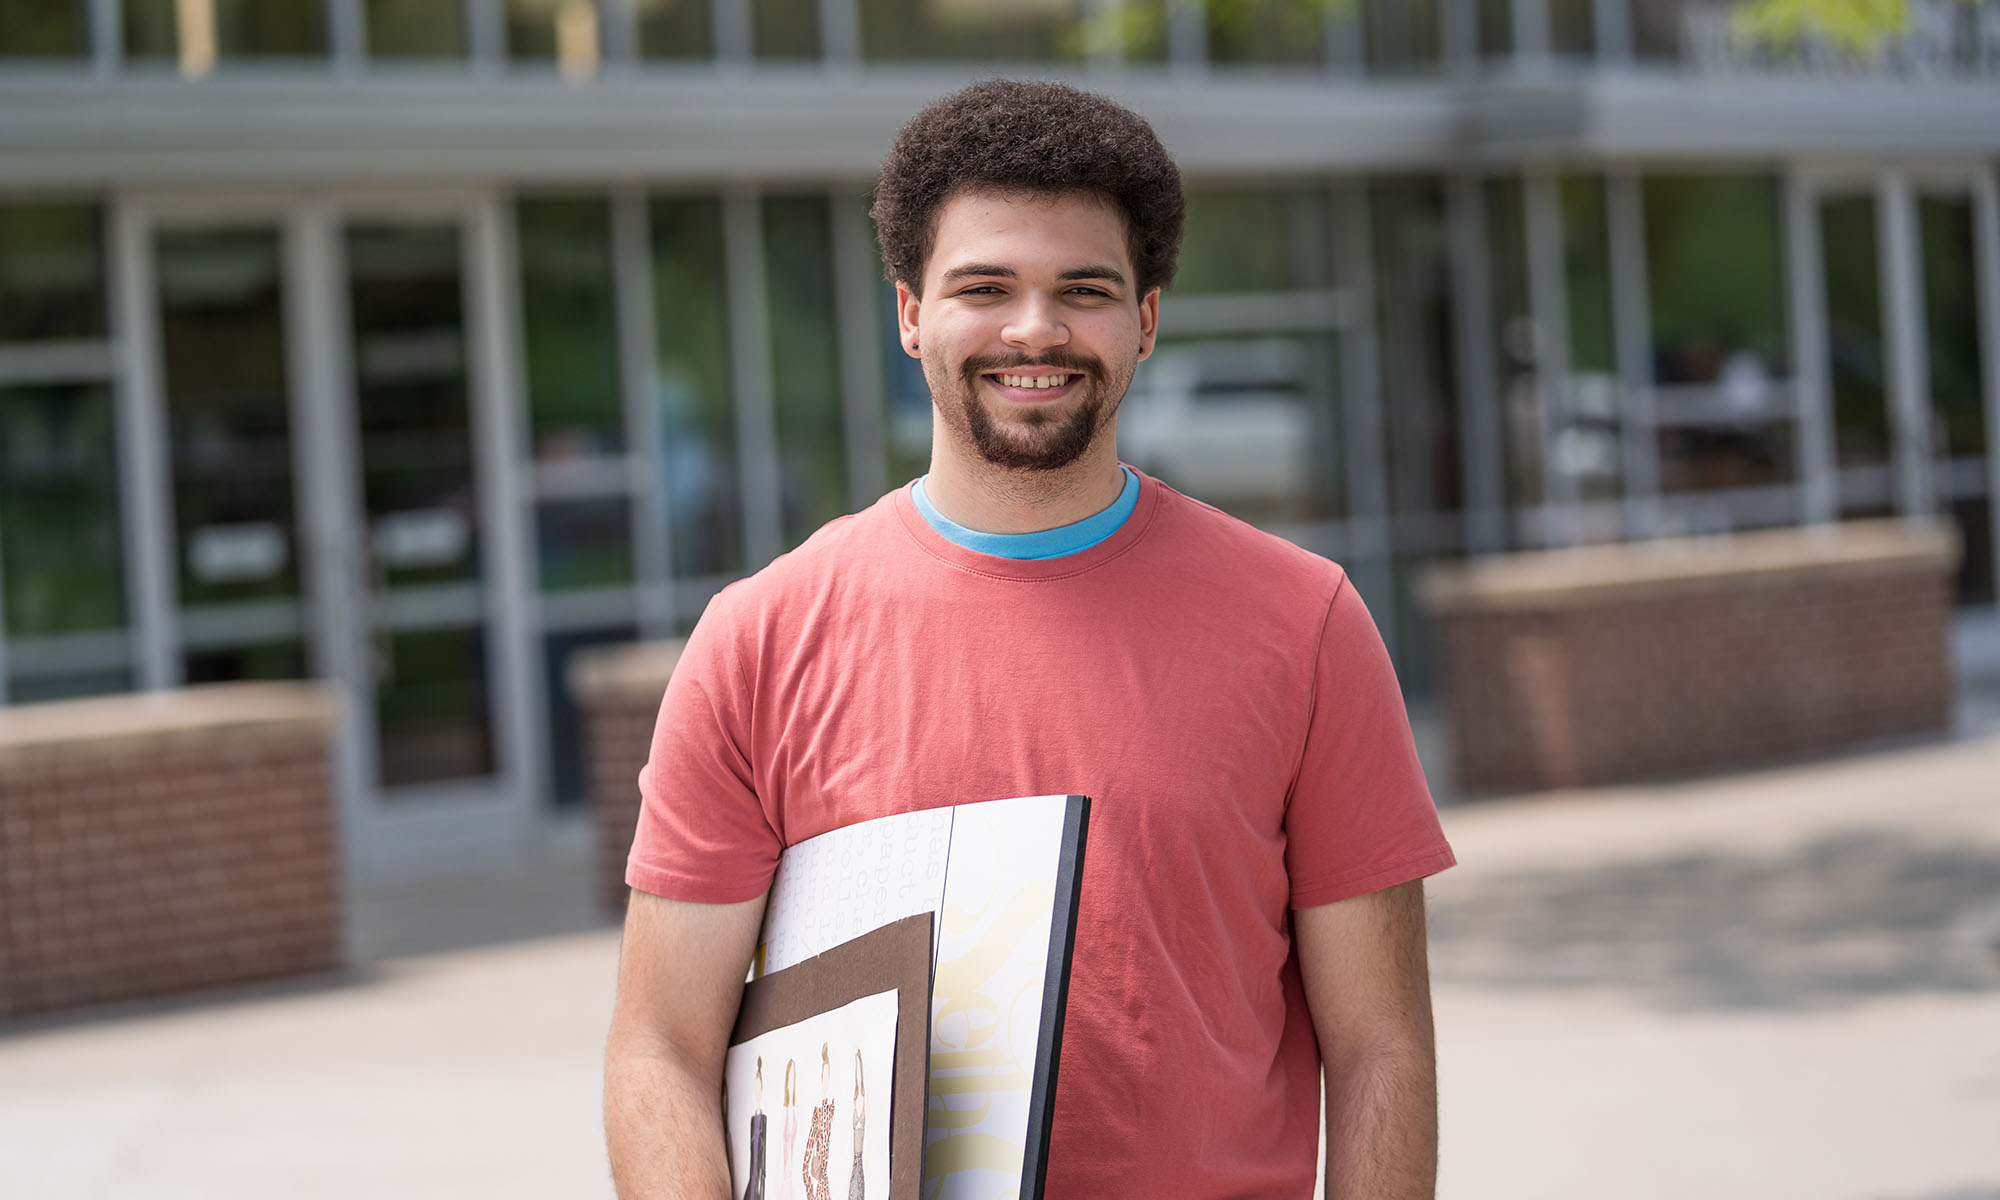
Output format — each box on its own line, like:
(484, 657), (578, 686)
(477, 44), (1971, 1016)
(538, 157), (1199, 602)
(1, 0), (1996, 885)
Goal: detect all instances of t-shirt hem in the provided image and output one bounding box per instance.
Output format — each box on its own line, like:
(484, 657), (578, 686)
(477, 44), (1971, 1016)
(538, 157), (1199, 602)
(1289, 843), (1458, 910)
(625, 857), (772, 906)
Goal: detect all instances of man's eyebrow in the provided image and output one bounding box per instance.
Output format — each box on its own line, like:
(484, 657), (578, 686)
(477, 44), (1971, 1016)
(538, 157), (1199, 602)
(935, 263), (1130, 287)
(939, 263), (1016, 283)
(1057, 265), (1129, 286)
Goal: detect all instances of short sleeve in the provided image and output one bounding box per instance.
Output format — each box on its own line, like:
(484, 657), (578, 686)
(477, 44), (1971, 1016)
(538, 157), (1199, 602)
(1282, 573), (1456, 909)
(624, 592), (783, 904)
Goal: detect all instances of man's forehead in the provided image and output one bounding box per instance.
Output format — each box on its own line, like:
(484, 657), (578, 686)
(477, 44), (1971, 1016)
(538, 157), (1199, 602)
(926, 187), (1133, 276)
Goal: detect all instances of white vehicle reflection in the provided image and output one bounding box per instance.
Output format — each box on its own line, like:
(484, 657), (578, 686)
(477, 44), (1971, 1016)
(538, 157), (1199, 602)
(1119, 339), (1313, 517)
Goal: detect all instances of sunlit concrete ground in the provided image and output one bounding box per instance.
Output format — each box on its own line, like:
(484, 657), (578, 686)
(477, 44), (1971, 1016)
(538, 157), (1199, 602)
(5, 615), (1998, 1200)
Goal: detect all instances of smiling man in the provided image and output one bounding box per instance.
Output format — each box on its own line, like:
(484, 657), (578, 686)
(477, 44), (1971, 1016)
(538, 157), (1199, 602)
(604, 80), (1455, 1199)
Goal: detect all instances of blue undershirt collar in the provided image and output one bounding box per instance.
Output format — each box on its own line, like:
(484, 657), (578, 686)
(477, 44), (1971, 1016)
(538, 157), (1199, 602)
(910, 466), (1141, 560)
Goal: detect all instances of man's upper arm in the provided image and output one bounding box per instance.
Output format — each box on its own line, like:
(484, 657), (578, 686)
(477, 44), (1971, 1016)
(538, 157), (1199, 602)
(608, 889), (768, 1072)
(1294, 879), (1435, 1066)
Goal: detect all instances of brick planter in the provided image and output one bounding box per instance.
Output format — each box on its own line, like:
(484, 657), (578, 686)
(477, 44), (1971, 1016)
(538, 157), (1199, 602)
(1425, 519), (1958, 794)
(1, 682), (342, 1021)
(570, 640), (684, 913)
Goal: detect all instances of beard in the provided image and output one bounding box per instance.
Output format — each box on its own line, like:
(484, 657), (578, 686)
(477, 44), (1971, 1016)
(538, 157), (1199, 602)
(927, 345), (1127, 472)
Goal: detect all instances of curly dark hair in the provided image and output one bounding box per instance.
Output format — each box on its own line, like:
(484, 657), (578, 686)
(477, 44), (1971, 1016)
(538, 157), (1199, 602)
(871, 78), (1185, 296)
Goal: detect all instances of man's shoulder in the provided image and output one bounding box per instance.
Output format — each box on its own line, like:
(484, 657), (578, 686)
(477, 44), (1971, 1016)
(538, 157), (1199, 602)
(1141, 473), (1350, 594)
(698, 490), (908, 624)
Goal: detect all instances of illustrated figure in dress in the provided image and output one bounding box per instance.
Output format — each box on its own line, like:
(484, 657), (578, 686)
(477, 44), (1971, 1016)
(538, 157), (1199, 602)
(781, 1059), (798, 1200)
(848, 1049), (865, 1200)
(742, 1057), (766, 1200)
(802, 1043), (834, 1200)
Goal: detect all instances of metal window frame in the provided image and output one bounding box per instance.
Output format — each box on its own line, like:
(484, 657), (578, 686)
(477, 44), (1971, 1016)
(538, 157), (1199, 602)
(329, 0), (366, 71)
(1447, 170), (1507, 554)
(722, 186), (783, 567)
(1782, 168), (1838, 526)
(1607, 169), (1661, 537)
(1593, 0), (1631, 62)
(611, 187), (677, 639)
(1879, 169), (1937, 519)
(831, 188), (889, 508)
(1975, 167), (2000, 614)
(107, 185), (546, 884)
(89, 0), (121, 75)
(1513, 0), (1551, 67)
(1522, 168), (1575, 544)
(109, 199), (180, 691)
(1168, 0), (1209, 75)
(469, 0), (505, 70)
(1331, 180), (1398, 654)
(817, 0), (860, 65)
(713, 0), (752, 64)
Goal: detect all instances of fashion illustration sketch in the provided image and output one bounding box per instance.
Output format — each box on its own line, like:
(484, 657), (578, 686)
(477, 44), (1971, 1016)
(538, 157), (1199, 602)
(849, 1048), (865, 1200)
(781, 1058), (797, 1200)
(803, 1044), (834, 1200)
(742, 1057), (766, 1200)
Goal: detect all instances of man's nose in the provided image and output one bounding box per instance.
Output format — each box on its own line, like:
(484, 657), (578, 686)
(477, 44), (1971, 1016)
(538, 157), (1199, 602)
(1001, 294), (1069, 354)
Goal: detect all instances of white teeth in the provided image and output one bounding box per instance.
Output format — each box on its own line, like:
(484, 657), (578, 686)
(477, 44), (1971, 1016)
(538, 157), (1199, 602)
(999, 374), (1068, 389)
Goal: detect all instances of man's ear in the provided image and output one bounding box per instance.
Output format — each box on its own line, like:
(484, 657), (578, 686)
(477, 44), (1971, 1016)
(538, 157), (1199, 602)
(1135, 287), (1161, 363)
(895, 281), (922, 359)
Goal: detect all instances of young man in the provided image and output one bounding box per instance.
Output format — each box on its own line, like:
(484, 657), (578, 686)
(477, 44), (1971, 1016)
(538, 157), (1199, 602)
(604, 80), (1455, 1199)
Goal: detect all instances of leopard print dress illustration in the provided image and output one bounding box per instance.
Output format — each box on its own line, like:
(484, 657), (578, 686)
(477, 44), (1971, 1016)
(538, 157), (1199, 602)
(802, 1097), (834, 1200)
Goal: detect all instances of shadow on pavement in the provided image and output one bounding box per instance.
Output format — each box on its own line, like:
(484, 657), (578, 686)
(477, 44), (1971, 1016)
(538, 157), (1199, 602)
(1428, 832), (2000, 1012)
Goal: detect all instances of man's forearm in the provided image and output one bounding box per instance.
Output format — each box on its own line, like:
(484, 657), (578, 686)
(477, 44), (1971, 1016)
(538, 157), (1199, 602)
(1322, 1046), (1439, 1200)
(604, 1032), (733, 1200)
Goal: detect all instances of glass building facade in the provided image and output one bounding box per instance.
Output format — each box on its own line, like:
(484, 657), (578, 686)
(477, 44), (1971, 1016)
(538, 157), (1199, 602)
(3, 0), (1998, 877)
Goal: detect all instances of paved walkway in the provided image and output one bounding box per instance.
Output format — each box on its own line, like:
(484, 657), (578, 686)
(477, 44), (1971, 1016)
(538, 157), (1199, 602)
(6, 630), (1999, 1199)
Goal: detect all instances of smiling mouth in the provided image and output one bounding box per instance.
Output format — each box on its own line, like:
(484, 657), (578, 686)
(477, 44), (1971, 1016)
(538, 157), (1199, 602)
(984, 371), (1082, 390)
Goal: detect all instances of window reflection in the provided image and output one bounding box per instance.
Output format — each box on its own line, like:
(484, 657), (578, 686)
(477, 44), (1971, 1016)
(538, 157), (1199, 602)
(753, 0), (819, 59)
(1919, 193), (1994, 605)
(764, 195), (850, 547)
(649, 196), (744, 578)
(537, 498), (634, 591)
(1124, 334), (1342, 524)
(1208, 0), (1325, 66)
(1550, 0), (1595, 57)
(156, 226), (302, 607)
(1562, 175), (1622, 505)
(1178, 187), (1333, 294)
(636, 0), (711, 57)
(0, 202), (106, 343)
(1818, 193), (1890, 485)
(0, 0), (89, 57)
(1361, 0), (1441, 72)
(859, 0), (1107, 62)
(1371, 177), (1462, 517)
(123, 0), (327, 69)
(507, 0), (600, 74)
(1644, 173), (1794, 498)
(518, 196), (624, 462)
(0, 383), (126, 637)
(366, 0), (465, 58)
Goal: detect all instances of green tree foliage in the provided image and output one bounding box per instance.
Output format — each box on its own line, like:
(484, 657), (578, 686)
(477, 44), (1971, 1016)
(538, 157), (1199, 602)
(1729, 0), (1914, 53)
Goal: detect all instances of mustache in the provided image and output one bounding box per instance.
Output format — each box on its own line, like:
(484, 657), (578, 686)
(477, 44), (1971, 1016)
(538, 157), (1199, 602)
(958, 348), (1103, 381)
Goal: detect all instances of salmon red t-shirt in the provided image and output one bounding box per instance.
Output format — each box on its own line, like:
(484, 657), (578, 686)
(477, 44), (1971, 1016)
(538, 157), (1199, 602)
(628, 470), (1455, 1197)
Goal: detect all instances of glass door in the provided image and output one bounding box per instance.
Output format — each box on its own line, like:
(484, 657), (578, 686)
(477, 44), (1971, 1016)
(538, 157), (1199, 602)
(126, 191), (537, 881)
(151, 221), (313, 688)
(1914, 188), (1994, 605)
(1813, 183), (1894, 518)
(342, 217), (499, 791)
(1805, 169), (1998, 605)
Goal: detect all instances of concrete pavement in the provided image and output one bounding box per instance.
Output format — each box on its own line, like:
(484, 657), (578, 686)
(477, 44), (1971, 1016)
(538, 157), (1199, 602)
(5, 626), (1998, 1199)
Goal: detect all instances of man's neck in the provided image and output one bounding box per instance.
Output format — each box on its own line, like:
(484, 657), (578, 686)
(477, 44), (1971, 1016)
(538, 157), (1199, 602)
(921, 442), (1128, 534)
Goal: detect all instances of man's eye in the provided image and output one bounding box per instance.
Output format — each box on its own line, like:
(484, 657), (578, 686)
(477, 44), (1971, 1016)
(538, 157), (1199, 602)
(1067, 286), (1111, 298)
